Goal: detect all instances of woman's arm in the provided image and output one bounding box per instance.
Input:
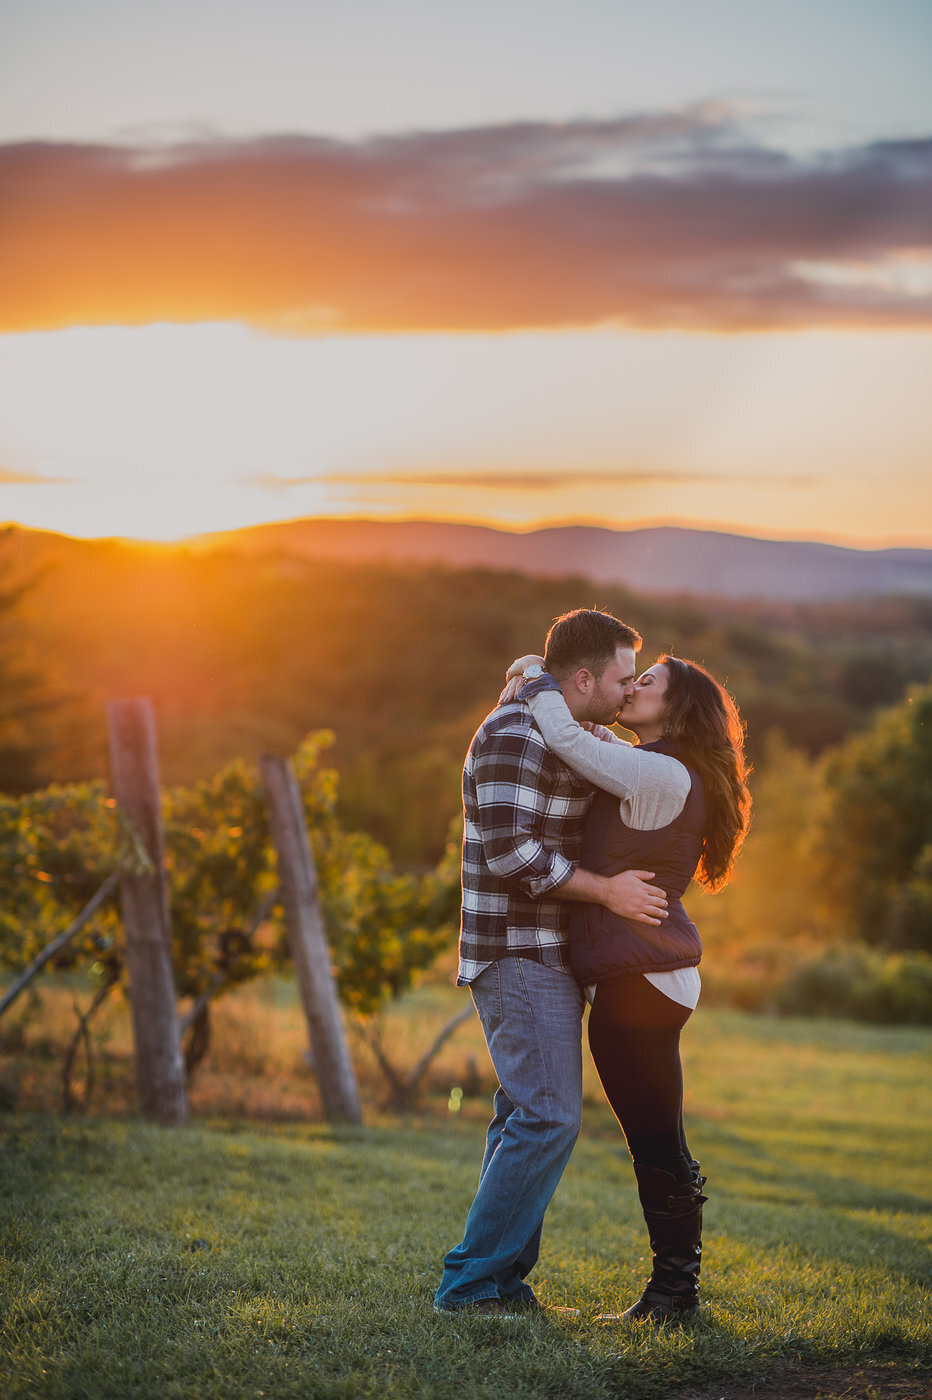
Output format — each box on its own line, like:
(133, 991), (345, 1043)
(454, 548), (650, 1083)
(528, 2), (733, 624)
(524, 684), (691, 821)
(499, 653), (546, 705)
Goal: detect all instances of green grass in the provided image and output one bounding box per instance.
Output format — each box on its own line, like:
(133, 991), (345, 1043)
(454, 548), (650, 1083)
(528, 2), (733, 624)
(1, 1010), (930, 1399)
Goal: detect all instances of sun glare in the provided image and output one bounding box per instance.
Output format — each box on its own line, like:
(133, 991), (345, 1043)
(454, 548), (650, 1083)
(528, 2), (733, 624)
(1, 323), (931, 545)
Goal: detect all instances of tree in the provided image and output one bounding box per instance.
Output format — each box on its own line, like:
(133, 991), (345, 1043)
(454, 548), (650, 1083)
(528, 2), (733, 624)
(818, 684), (932, 951)
(0, 530), (86, 793)
(0, 732), (460, 1043)
(0, 540), (51, 791)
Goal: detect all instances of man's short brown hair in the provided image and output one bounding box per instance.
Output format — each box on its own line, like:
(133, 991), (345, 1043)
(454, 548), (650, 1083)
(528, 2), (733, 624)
(544, 609), (642, 680)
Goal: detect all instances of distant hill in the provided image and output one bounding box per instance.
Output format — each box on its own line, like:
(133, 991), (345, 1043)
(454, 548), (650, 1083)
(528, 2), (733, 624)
(2, 520), (931, 863)
(194, 519), (932, 602)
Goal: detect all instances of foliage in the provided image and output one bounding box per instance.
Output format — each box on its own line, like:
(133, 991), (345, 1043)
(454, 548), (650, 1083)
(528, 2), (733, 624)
(691, 705), (932, 1019)
(0, 781), (122, 975)
(0, 536), (66, 793)
(0, 735), (459, 1027)
(3, 532), (931, 1044)
(7, 526), (932, 865)
(693, 732), (828, 941)
(684, 734), (830, 1013)
(775, 943), (932, 1023)
(817, 683), (932, 952)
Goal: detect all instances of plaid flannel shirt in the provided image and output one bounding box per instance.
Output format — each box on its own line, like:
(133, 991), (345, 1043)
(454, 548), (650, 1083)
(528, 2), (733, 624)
(457, 698), (595, 985)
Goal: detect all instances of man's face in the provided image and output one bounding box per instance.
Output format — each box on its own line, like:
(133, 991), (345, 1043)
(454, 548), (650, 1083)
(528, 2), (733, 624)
(583, 645), (638, 725)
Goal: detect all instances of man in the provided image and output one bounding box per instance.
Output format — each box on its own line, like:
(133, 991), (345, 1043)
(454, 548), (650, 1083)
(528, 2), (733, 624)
(434, 608), (668, 1315)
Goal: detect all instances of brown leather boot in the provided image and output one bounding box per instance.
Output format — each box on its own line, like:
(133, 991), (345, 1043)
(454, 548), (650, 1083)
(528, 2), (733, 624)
(621, 1163), (707, 1323)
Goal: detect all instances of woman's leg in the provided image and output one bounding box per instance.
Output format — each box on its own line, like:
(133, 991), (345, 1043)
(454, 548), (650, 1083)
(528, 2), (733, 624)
(587, 975), (705, 1321)
(587, 974), (693, 1179)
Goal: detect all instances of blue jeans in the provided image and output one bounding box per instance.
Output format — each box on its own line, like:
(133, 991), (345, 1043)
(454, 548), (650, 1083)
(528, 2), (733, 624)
(434, 957), (585, 1311)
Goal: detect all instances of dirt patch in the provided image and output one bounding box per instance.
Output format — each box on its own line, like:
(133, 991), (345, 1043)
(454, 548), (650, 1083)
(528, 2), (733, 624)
(681, 1363), (930, 1400)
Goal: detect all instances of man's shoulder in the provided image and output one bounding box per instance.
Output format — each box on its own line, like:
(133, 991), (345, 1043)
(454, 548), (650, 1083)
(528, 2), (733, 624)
(465, 704), (546, 772)
(467, 705), (587, 787)
(477, 700), (536, 733)
(470, 702), (542, 751)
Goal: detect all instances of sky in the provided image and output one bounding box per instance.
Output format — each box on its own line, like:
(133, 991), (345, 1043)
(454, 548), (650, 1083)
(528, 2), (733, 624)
(1, 0), (931, 545)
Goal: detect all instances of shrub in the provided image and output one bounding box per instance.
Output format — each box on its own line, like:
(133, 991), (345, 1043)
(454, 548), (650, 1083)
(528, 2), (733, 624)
(0, 734), (459, 1020)
(818, 685), (932, 953)
(775, 943), (932, 1024)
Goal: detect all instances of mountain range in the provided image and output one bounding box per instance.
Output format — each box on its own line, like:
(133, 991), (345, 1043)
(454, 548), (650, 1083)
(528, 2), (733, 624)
(195, 519), (932, 602)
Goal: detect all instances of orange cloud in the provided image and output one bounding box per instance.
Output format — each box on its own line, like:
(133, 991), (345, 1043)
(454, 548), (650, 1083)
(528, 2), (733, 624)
(246, 467), (816, 492)
(2, 113), (931, 334)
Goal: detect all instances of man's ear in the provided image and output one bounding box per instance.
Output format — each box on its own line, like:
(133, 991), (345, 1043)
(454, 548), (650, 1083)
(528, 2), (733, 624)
(573, 667), (593, 695)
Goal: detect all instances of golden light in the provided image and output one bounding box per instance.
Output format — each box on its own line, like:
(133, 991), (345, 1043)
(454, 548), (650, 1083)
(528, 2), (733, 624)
(1, 323), (930, 545)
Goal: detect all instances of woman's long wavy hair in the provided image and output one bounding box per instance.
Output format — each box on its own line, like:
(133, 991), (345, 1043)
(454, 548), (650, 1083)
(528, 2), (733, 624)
(658, 655), (752, 891)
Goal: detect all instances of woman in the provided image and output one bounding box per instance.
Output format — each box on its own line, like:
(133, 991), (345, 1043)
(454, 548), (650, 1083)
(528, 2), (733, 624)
(505, 652), (751, 1322)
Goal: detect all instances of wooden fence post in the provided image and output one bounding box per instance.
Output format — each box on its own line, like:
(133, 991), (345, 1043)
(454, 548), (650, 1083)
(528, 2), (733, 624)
(260, 753), (362, 1125)
(107, 698), (188, 1125)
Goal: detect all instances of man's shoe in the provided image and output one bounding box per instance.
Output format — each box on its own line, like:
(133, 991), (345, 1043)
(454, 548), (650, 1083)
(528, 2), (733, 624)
(501, 1294), (541, 1313)
(436, 1297), (518, 1317)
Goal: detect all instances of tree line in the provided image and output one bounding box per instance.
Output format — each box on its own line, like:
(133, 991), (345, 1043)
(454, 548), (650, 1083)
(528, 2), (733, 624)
(1, 529), (930, 1032)
(3, 527), (932, 868)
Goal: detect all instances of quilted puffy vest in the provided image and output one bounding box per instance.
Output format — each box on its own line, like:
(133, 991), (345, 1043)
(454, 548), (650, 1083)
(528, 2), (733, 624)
(569, 739), (706, 984)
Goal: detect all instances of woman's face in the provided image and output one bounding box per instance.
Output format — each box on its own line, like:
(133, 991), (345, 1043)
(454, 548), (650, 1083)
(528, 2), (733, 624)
(619, 662), (670, 738)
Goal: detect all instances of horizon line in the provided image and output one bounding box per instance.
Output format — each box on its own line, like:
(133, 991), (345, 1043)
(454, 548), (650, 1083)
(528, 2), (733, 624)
(4, 513), (932, 554)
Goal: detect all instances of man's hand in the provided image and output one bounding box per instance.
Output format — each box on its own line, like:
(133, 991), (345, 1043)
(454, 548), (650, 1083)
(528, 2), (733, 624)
(600, 870), (668, 926)
(553, 867), (669, 926)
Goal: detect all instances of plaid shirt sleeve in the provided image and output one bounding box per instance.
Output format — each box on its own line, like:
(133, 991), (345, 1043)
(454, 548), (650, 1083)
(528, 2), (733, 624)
(468, 720), (576, 899)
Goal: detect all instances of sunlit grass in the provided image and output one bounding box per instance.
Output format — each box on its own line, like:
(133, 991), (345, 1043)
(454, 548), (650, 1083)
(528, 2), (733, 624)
(1, 1003), (930, 1399)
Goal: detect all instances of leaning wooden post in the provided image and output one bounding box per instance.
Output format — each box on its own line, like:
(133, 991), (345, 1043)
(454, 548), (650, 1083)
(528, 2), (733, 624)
(260, 753), (362, 1125)
(107, 698), (188, 1125)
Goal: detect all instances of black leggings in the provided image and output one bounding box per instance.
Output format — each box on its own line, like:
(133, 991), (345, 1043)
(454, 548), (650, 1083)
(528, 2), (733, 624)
(587, 974), (695, 1184)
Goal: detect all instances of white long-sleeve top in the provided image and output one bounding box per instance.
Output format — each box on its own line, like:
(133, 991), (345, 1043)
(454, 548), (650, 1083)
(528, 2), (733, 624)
(525, 689), (691, 828)
(525, 687), (701, 1010)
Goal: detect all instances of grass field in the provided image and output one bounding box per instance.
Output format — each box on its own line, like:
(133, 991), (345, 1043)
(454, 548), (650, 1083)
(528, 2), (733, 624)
(1, 995), (931, 1399)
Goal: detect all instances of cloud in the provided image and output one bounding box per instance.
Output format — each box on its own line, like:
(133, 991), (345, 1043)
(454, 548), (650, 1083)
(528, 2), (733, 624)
(247, 466), (816, 492)
(0, 464), (73, 485)
(2, 110), (931, 333)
